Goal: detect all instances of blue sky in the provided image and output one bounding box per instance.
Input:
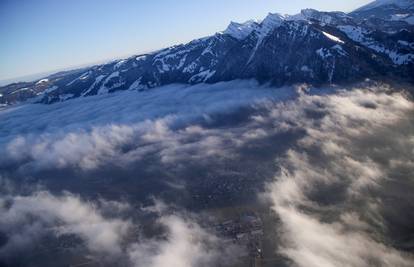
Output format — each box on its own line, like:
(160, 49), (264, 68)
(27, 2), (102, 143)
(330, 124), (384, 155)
(0, 0), (372, 81)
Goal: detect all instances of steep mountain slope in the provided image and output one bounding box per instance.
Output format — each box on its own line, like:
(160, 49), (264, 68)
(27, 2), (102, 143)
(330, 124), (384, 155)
(1, 2), (413, 105)
(351, 0), (414, 28)
(357, 0), (413, 11)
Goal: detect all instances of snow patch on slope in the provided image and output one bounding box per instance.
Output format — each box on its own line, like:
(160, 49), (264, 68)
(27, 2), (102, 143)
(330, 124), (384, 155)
(332, 44), (348, 56)
(43, 86), (58, 94)
(98, 71), (123, 95)
(316, 48), (333, 59)
(183, 62), (198, 74)
(136, 55), (147, 61)
(36, 79), (49, 85)
(189, 70), (216, 83)
(82, 75), (105, 96)
(128, 77), (146, 91)
(66, 71), (91, 86)
(391, 13), (414, 24)
(322, 31), (345, 44)
(11, 88), (32, 94)
(114, 60), (126, 70)
(338, 25), (414, 65)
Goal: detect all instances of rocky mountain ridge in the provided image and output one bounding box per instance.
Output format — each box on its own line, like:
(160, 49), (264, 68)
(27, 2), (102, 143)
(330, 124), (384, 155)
(1, 1), (413, 105)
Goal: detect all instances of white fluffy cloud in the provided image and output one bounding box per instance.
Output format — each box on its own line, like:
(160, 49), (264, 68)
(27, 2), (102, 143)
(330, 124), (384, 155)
(0, 191), (130, 256)
(0, 80), (295, 171)
(0, 192), (238, 267)
(128, 214), (237, 267)
(265, 88), (414, 266)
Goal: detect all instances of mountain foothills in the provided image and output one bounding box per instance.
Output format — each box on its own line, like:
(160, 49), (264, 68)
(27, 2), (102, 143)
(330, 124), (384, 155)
(1, 0), (414, 105)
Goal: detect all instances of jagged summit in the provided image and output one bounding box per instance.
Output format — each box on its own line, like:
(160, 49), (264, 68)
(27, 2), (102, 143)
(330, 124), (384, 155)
(223, 20), (260, 40)
(260, 13), (284, 31)
(223, 13), (284, 41)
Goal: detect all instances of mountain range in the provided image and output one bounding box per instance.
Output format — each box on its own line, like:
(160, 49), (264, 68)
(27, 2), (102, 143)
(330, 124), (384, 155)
(1, 0), (413, 105)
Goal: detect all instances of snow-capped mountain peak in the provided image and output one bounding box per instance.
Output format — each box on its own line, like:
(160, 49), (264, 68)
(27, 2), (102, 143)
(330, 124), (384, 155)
(246, 12), (285, 63)
(223, 20), (259, 40)
(223, 14), (285, 41)
(260, 12), (284, 32)
(262, 12), (284, 24)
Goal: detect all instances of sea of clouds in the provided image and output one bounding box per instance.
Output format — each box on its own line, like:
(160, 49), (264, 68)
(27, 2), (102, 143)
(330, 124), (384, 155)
(0, 80), (413, 267)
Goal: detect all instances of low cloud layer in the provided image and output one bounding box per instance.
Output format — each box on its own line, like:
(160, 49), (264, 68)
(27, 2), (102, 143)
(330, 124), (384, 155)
(265, 88), (414, 266)
(0, 191), (239, 267)
(0, 80), (295, 171)
(1, 80), (414, 266)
